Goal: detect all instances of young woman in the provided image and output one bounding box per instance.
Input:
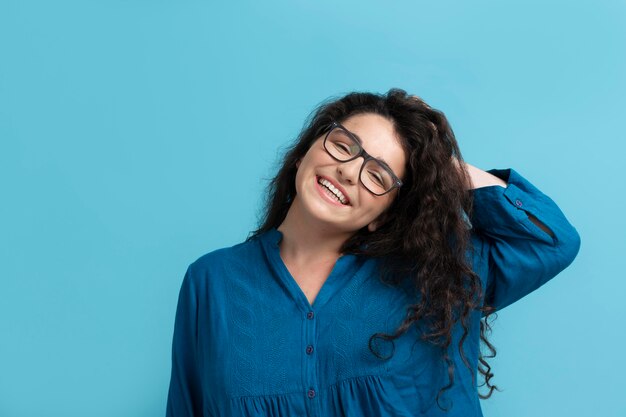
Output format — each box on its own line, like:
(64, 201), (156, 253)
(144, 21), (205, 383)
(165, 89), (581, 417)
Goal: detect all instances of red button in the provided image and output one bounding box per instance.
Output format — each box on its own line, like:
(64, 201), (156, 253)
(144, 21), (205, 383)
(307, 312), (314, 319)
(515, 199), (523, 207)
(306, 345), (314, 355)
(307, 389), (316, 398)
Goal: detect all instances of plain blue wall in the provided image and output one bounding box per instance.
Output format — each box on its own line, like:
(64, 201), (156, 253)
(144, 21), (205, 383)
(1, 0), (623, 416)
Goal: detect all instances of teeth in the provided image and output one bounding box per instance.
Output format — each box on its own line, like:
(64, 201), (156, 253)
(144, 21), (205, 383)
(317, 177), (348, 205)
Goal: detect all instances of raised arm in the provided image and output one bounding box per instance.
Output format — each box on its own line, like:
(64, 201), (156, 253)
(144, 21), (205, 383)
(461, 165), (581, 313)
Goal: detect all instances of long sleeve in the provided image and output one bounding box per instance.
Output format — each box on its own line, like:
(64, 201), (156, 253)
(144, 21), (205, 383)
(468, 168), (581, 313)
(166, 265), (203, 417)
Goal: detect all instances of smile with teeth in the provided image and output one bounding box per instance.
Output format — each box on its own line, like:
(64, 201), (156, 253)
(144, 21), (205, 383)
(317, 176), (349, 205)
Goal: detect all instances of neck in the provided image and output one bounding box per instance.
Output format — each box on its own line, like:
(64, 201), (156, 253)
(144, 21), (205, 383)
(276, 198), (354, 265)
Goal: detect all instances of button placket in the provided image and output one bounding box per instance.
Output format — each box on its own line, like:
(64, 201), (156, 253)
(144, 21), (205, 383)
(303, 310), (319, 414)
(305, 312), (315, 356)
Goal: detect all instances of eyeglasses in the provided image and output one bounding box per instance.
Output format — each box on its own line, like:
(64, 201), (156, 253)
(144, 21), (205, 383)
(323, 121), (403, 196)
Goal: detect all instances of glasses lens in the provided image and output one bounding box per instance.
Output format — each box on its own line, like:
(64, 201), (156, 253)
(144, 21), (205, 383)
(326, 128), (360, 161)
(361, 159), (395, 195)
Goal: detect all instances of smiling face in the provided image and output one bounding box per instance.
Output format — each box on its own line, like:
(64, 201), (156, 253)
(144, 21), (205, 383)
(292, 112), (407, 234)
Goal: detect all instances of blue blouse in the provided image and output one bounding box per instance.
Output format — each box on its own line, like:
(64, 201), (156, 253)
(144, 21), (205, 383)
(166, 168), (581, 417)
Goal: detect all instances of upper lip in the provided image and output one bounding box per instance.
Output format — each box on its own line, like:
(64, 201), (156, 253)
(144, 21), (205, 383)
(317, 175), (351, 205)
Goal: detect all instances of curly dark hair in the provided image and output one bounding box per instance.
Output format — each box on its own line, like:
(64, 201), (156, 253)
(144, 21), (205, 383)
(246, 88), (499, 410)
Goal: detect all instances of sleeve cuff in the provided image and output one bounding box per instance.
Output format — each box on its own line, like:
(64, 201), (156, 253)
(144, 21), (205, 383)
(468, 168), (560, 246)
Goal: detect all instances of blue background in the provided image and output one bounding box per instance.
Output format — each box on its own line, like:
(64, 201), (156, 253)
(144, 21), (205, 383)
(1, 0), (623, 416)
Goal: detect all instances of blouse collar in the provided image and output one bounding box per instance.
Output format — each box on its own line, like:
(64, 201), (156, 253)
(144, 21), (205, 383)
(257, 226), (365, 312)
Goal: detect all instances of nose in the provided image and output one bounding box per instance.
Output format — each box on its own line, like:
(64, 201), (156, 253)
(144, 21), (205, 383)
(336, 157), (363, 185)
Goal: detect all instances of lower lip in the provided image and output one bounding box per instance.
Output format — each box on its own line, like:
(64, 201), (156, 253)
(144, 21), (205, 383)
(315, 177), (349, 207)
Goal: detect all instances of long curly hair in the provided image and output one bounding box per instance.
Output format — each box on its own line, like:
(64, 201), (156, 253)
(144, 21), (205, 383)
(246, 88), (499, 410)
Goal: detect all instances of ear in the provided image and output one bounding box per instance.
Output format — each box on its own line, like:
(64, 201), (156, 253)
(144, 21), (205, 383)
(296, 159), (301, 169)
(367, 221), (378, 232)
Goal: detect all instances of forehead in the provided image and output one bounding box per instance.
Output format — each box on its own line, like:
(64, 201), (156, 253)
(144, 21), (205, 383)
(339, 113), (406, 179)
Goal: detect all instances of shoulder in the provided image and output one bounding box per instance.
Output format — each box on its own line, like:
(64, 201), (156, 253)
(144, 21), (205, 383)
(185, 235), (263, 283)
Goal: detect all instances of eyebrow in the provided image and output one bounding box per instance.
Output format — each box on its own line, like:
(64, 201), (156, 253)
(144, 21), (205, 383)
(340, 125), (394, 171)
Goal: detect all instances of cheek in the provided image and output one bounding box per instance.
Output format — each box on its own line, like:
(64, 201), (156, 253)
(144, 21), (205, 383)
(294, 167), (307, 193)
(358, 194), (391, 217)
(299, 147), (326, 170)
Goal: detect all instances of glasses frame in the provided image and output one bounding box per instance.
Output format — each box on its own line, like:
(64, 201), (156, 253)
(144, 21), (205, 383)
(323, 121), (404, 196)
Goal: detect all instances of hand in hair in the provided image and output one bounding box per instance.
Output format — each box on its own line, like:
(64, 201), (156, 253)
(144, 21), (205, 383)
(451, 155), (507, 190)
